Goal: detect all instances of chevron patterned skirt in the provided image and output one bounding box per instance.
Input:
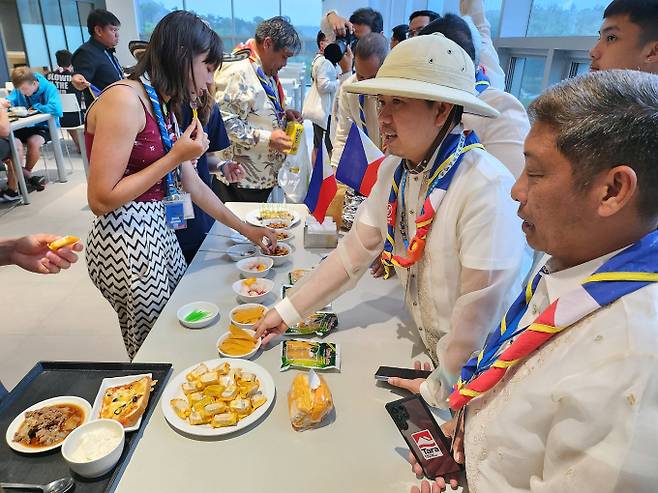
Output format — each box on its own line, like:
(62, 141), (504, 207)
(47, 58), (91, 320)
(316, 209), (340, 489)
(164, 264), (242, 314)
(86, 201), (187, 359)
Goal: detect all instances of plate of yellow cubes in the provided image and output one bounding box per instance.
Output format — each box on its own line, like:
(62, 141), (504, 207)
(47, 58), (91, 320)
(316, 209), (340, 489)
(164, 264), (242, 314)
(161, 358), (275, 436)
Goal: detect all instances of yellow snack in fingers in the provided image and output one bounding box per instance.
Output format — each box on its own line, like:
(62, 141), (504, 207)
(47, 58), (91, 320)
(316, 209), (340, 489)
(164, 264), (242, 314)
(47, 235), (79, 251)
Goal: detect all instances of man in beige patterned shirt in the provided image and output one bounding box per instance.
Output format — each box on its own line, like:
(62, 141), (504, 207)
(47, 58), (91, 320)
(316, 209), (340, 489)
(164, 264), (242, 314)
(213, 17), (303, 203)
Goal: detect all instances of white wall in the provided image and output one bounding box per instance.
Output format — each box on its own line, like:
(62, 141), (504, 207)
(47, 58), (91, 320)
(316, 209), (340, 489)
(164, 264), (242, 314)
(105, 0), (140, 67)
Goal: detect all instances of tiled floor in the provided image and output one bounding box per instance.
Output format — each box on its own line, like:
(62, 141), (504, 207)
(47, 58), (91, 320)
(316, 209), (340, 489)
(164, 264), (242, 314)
(0, 150), (128, 392)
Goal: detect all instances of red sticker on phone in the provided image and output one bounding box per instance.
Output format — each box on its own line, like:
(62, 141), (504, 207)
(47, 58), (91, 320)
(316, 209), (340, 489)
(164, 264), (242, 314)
(411, 429), (444, 460)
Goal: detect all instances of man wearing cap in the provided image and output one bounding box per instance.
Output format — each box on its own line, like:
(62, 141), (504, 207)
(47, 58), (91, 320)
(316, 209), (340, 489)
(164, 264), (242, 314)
(255, 34), (526, 399)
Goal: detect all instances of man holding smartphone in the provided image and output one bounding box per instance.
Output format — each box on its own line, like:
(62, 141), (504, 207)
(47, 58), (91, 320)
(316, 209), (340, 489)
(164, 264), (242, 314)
(408, 70), (658, 493)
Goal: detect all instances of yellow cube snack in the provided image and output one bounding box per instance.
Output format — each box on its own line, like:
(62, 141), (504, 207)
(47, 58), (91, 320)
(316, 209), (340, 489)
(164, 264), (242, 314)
(239, 381), (260, 398)
(251, 391), (267, 410)
(186, 363), (209, 382)
(181, 381), (197, 395)
(188, 391), (205, 405)
(203, 384), (225, 398)
(192, 396), (214, 413)
(284, 121), (304, 155)
(219, 385), (238, 401)
(204, 402), (228, 416)
(47, 235), (79, 251)
(198, 371), (220, 388)
(189, 410), (211, 425)
(170, 399), (191, 420)
(229, 398), (252, 417)
(213, 362), (230, 375)
(211, 412), (238, 428)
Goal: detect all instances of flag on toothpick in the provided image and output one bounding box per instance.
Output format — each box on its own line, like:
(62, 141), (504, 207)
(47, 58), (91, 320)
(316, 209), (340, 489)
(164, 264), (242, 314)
(304, 142), (337, 223)
(336, 122), (385, 196)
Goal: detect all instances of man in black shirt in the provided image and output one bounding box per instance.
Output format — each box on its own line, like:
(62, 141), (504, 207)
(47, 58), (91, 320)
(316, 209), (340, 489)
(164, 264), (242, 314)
(46, 49), (84, 152)
(71, 9), (123, 106)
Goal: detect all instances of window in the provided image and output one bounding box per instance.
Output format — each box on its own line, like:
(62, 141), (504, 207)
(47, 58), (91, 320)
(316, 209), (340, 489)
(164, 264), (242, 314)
(41, 0), (68, 68)
(61, 0), (83, 53)
(186, 0), (232, 42)
(568, 61), (591, 78)
(76, 1), (94, 42)
(526, 0), (607, 37)
(483, 0), (503, 38)
(507, 56), (545, 108)
(233, 0), (278, 39)
(282, 0), (322, 78)
(16, 0), (51, 68)
(136, 0), (183, 40)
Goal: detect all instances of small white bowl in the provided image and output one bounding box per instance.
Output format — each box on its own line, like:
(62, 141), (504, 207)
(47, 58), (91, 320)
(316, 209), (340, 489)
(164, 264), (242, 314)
(229, 303), (267, 329)
(275, 230), (294, 242)
(236, 256), (273, 278)
(260, 242), (292, 267)
(227, 244), (257, 262)
(177, 301), (220, 329)
(216, 328), (262, 359)
(61, 419), (125, 479)
(262, 217), (291, 231)
(232, 278), (274, 304)
(11, 106), (28, 116)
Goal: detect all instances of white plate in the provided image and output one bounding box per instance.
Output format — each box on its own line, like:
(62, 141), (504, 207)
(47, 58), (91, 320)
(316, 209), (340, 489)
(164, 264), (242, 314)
(275, 231), (295, 242)
(245, 208), (301, 228)
(6, 396), (92, 453)
(161, 358), (275, 437)
(216, 329), (262, 359)
(90, 373), (153, 432)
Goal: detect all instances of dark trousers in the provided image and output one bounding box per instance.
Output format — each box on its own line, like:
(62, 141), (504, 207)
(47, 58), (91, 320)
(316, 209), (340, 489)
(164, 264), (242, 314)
(212, 176), (273, 203)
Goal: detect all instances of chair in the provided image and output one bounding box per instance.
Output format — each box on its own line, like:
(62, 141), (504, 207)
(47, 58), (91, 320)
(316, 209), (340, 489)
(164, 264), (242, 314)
(58, 93), (88, 176)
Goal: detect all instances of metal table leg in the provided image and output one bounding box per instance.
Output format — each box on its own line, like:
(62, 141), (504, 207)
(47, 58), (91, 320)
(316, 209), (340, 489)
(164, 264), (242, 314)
(47, 116), (67, 183)
(76, 127), (89, 178)
(7, 130), (29, 205)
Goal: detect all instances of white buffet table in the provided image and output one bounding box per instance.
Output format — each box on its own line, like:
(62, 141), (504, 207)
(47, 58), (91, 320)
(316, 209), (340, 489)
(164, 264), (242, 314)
(117, 203), (446, 493)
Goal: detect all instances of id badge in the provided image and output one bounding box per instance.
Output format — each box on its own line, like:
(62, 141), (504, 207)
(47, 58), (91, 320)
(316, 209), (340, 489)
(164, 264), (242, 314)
(182, 192), (195, 220)
(164, 198), (187, 230)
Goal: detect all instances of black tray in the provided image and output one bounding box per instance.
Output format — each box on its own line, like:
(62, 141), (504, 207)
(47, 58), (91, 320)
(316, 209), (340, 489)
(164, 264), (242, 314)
(0, 361), (172, 492)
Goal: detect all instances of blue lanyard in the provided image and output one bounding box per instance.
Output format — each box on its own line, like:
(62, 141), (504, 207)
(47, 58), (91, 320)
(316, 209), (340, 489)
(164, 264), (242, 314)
(141, 78), (178, 197)
(358, 94), (369, 136)
(254, 63), (285, 126)
(105, 50), (124, 80)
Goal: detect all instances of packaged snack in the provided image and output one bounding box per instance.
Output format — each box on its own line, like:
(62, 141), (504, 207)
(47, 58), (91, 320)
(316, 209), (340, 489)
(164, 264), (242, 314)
(288, 369), (334, 431)
(284, 121), (304, 155)
(288, 268), (311, 285)
(280, 340), (341, 371)
(285, 312), (338, 337)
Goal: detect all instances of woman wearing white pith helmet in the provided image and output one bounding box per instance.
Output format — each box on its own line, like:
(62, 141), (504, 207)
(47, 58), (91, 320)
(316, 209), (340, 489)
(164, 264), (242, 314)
(255, 33), (527, 405)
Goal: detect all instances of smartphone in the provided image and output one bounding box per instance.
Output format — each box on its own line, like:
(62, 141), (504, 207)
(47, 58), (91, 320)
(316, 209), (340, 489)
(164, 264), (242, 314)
(374, 366), (432, 381)
(385, 394), (463, 479)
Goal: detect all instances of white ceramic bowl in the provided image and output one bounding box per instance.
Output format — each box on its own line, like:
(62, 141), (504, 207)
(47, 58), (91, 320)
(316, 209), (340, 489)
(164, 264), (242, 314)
(216, 328), (262, 359)
(61, 419), (125, 479)
(232, 278), (274, 304)
(227, 244), (257, 262)
(260, 242), (292, 267)
(275, 230), (294, 242)
(177, 301), (220, 329)
(229, 303), (267, 329)
(236, 256), (273, 278)
(262, 217), (292, 231)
